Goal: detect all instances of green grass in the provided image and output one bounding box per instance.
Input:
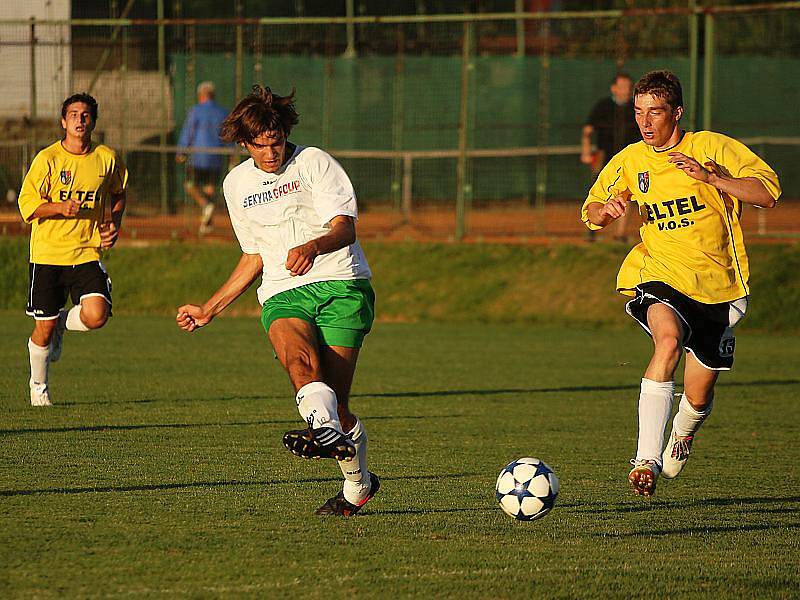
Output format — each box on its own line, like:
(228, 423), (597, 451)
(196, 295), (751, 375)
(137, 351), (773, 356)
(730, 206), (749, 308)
(2, 238), (799, 330)
(1, 312), (798, 597)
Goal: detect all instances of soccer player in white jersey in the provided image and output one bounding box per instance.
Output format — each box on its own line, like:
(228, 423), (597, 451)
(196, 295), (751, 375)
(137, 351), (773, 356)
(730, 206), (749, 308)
(581, 71), (781, 496)
(176, 85), (378, 516)
(18, 93), (128, 406)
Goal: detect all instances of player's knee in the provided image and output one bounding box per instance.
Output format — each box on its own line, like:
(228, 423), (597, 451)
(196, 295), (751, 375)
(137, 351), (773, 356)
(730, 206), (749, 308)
(80, 306), (109, 329)
(652, 334), (682, 364)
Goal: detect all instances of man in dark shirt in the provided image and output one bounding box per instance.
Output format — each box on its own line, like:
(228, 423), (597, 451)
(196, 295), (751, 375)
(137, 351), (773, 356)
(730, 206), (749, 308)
(580, 73), (640, 241)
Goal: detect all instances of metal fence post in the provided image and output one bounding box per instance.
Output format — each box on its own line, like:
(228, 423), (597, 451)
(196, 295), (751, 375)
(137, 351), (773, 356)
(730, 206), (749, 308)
(535, 19), (551, 231)
(392, 25), (406, 217)
(29, 18), (37, 155)
(703, 11), (715, 131)
(455, 21), (473, 241)
(515, 0), (525, 58)
(344, 0), (356, 58)
(688, 0), (699, 131)
(158, 0), (169, 214)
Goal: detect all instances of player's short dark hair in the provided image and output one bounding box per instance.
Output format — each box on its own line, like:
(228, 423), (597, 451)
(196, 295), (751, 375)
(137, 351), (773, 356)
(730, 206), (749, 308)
(634, 70), (683, 110)
(220, 85), (299, 144)
(61, 93), (98, 121)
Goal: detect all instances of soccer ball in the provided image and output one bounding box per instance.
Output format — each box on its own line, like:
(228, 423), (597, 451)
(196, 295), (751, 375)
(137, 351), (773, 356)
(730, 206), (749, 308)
(495, 457), (559, 521)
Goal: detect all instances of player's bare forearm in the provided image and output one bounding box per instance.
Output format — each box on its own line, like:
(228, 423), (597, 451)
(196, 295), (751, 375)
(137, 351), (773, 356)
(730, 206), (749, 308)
(707, 173), (777, 208)
(586, 195), (630, 228)
(285, 215), (356, 276)
(201, 252), (263, 318)
(110, 192), (126, 228)
(29, 198), (81, 221)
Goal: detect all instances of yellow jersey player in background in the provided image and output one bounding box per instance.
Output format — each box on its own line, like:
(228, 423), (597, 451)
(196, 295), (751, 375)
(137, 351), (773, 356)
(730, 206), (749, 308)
(581, 70), (780, 497)
(18, 93), (128, 406)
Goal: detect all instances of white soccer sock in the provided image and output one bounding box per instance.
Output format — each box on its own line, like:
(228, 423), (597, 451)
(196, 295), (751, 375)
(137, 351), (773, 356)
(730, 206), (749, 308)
(295, 381), (343, 433)
(636, 378), (675, 466)
(28, 338), (50, 385)
(340, 418), (371, 505)
(66, 305), (90, 331)
(672, 393), (713, 438)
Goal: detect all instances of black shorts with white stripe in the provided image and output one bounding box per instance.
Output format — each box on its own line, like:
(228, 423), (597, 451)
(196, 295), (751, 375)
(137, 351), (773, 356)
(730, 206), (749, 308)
(27, 262), (112, 320)
(625, 281), (747, 371)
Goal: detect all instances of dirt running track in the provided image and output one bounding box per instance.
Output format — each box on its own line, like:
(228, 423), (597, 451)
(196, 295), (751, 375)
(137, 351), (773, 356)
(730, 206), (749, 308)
(1, 202), (798, 245)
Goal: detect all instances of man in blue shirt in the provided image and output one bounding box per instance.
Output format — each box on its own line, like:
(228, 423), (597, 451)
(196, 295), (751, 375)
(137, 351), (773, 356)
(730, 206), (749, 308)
(177, 81), (229, 234)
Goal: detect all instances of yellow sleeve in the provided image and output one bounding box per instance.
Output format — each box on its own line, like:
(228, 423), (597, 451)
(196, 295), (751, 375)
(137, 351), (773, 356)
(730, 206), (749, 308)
(17, 152), (52, 222)
(109, 153), (129, 195)
(580, 151), (631, 230)
(706, 133), (782, 201)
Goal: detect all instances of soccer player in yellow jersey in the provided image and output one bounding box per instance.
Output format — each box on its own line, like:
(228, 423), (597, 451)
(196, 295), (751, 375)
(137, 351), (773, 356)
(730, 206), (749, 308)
(581, 71), (781, 496)
(18, 93), (128, 406)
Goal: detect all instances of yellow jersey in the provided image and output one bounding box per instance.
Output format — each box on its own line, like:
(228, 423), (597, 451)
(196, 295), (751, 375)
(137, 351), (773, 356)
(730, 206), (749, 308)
(581, 131), (781, 304)
(18, 141), (128, 266)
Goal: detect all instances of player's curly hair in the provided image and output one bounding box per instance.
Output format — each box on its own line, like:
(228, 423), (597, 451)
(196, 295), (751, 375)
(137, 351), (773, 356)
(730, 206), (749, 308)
(634, 70), (683, 110)
(220, 85), (299, 144)
(61, 93), (98, 121)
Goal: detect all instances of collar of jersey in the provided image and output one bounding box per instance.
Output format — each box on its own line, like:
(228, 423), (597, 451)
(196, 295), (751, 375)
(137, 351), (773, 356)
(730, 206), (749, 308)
(650, 130), (687, 154)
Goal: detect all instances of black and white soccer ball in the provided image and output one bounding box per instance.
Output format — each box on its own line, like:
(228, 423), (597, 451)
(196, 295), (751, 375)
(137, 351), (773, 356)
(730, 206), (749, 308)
(495, 457), (559, 521)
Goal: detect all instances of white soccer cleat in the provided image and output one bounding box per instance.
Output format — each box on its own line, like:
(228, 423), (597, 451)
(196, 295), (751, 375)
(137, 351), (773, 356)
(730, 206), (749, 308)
(49, 309), (68, 363)
(628, 459), (660, 497)
(661, 429), (694, 479)
(30, 380), (52, 407)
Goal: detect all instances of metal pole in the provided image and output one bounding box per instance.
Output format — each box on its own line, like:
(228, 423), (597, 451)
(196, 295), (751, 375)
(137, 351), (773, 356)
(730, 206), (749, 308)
(515, 0), (525, 57)
(703, 11), (714, 131)
(344, 0), (356, 58)
(455, 21), (473, 241)
(402, 153), (412, 222)
(29, 18), (37, 154)
(121, 26), (128, 162)
(688, 0), (698, 131)
(391, 25), (406, 216)
(235, 0), (244, 98)
(158, 0), (169, 213)
(535, 19), (551, 228)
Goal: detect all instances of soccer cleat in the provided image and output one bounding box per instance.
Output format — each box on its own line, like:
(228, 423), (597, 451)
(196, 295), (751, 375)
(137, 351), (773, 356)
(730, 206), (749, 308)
(628, 459), (660, 497)
(49, 309), (68, 363)
(30, 381), (52, 407)
(282, 425), (356, 461)
(661, 430), (694, 479)
(315, 472), (380, 516)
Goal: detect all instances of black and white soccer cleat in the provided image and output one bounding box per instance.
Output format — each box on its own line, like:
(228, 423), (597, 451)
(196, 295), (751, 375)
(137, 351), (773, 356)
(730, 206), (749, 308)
(315, 472), (380, 516)
(282, 424), (356, 461)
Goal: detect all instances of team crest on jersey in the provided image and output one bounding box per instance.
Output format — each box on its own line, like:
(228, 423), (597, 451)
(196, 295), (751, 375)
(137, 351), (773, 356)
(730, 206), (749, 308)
(638, 171), (650, 193)
(60, 170), (72, 185)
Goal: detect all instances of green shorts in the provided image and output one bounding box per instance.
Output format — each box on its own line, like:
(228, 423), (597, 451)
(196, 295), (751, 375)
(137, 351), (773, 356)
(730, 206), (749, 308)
(261, 279), (375, 348)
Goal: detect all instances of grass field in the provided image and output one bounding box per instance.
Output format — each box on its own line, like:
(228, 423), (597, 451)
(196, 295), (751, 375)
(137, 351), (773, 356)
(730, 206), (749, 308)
(1, 312), (799, 598)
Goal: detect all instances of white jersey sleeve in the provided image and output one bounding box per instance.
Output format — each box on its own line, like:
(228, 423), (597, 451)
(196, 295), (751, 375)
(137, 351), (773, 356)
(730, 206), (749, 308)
(223, 170), (259, 254)
(303, 148), (359, 225)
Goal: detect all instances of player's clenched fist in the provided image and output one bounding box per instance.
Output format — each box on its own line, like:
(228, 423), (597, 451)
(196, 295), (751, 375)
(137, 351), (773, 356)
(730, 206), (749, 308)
(176, 304), (211, 332)
(60, 198), (82, 217)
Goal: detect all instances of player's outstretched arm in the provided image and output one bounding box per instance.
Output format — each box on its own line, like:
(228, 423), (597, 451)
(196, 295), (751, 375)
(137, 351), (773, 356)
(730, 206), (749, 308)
(585, 194), (631, 229)
(176, 252), (263, 332)
(668, 152), (777, 208)
(285, 215), (356, 276)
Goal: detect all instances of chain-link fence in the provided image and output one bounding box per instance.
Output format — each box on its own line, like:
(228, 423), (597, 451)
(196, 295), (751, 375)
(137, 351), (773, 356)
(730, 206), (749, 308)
(1, 4), (798, 241)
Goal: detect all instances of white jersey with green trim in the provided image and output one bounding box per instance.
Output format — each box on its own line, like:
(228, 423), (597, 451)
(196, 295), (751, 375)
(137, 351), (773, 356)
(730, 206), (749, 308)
(223, 145), (372, 305)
